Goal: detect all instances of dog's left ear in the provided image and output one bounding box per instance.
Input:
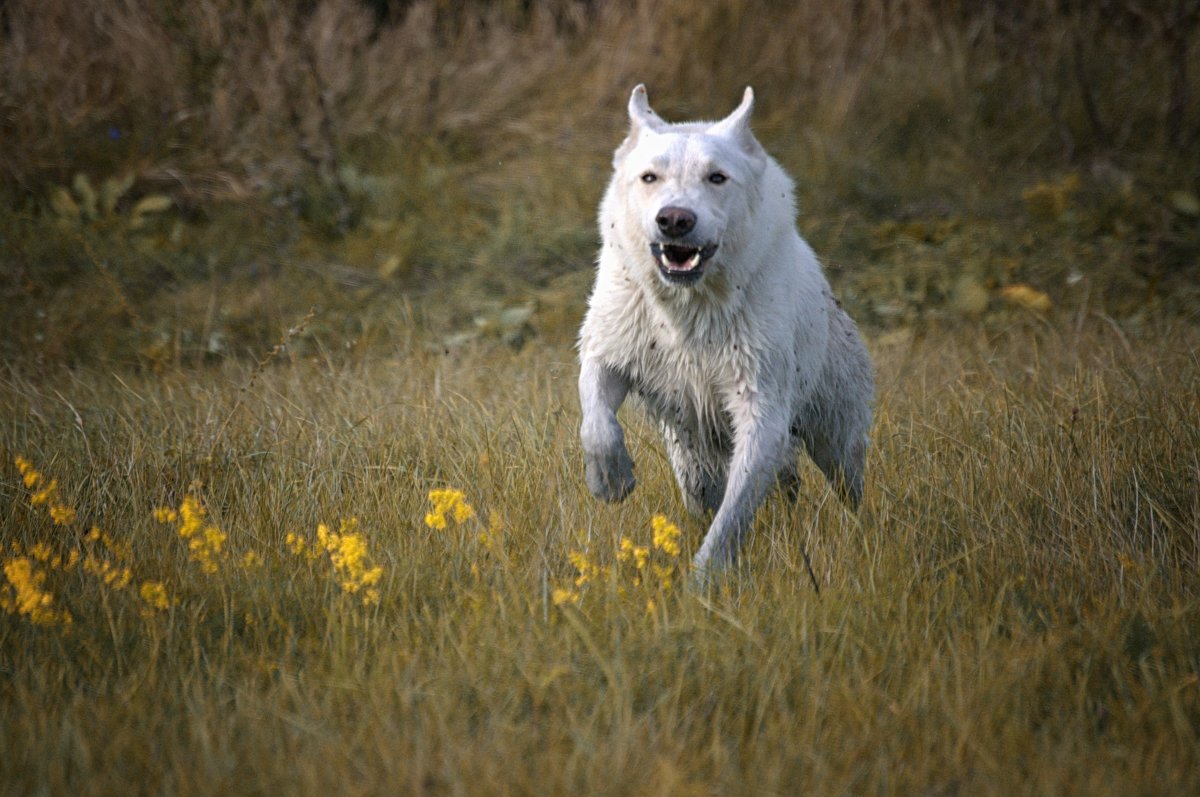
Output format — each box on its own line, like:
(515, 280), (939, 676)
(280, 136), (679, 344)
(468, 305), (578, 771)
(709, 87), (765, 160)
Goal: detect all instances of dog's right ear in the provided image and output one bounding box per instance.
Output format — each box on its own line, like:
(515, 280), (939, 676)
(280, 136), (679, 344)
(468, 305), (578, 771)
(615, 84), (664, 163)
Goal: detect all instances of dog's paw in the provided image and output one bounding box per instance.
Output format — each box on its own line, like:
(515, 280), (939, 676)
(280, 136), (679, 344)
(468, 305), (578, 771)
(584, 444), (636, 503)
(689, 549), (722, 587)
(687, 551), (740, 594)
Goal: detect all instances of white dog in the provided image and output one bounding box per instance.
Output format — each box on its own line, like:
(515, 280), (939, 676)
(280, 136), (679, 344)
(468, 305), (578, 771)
(577, 85), (874, 577)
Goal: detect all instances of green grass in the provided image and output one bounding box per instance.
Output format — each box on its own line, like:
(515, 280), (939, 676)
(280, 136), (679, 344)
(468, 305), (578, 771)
(3, 318), (1198, 794)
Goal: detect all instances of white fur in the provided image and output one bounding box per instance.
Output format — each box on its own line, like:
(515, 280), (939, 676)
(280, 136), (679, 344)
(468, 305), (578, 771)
(578, 85), (874, 577)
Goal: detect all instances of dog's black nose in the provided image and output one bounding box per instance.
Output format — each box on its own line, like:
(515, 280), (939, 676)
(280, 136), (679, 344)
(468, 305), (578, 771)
(656, 206), (696, 238)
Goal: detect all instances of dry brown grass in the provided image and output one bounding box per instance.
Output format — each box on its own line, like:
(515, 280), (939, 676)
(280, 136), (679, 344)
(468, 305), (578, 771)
(0, 0), (1195, 367)
(2, 317), (1198, 794)
(1, 5), (1198, 791)
(2, 1), (1197, 369)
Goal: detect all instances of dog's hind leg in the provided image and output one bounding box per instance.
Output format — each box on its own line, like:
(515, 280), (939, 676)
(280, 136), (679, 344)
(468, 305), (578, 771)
(800, 311), (873, 508)
(663, 429), (726, 517)
(804, 432), (866, 508)
(777, 464), (803, 504)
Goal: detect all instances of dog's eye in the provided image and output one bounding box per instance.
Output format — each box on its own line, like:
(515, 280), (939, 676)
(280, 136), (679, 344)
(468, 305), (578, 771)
(708, 172), (728, 185)
(640, 172), (658, 184)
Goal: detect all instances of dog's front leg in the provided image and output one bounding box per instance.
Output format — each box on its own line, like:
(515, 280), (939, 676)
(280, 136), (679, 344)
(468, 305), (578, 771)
(692, 410), (792, 576)
(579, 358), (636, 502)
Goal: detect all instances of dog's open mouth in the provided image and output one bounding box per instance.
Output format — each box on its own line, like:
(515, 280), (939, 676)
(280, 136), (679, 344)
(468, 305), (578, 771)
(650, 242), (718, 284)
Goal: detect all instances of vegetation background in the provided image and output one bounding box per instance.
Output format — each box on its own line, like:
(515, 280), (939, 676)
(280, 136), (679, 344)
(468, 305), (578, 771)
(2, 0), (1199, 793)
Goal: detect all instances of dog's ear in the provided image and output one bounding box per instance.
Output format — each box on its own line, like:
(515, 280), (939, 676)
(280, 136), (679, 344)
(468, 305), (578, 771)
(615, 84), (665, 163)
(627, 84), (666, 133)
(709, 87), (765, 160)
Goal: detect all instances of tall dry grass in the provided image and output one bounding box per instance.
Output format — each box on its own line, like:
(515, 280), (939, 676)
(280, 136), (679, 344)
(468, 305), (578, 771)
(1, 8), (1198, 788)
(2, 317), (1198, 794)
(3, 0), (1196, 193)
(2, 0), (1197, 368)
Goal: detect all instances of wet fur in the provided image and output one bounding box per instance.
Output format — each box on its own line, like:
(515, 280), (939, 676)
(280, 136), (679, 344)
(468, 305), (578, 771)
(578, 85), (874, 575)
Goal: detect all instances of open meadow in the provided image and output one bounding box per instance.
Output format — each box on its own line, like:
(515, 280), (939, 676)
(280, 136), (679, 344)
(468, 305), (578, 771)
(3, 0), (1200, 794)
(3, 318), (1199, 794)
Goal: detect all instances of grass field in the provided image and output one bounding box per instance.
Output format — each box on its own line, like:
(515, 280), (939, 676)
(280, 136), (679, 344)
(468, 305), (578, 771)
(3, 0), (1200, 793)
(3, 316), (1199, 794)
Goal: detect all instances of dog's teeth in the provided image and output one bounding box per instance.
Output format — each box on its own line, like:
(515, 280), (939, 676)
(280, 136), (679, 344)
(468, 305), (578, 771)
(658, 249), (702, 271)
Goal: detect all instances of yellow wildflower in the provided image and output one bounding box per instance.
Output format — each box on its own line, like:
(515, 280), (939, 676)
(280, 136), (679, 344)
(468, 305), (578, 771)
(177, 496), (206, 541)
(152, 507), (178, 524)
(154, 494), (226, 575)
(285, 532), (306, 555)
(568, 549), (602, 588)
(49, 505), (76, 526)
(30, 479), (55, 506)
(424, 488), (475, 529)
(83, 526), (131, 560)
(3, 557), (72, 626)
(139, 580), (171, 611)
(15, 455), (39, 488)
(82, 555), (132, 590)
(297, 517), (385, 607)
(552, 588), (580, 606)
(14, 457), (78, 527)
(618, 536), (650, 571)
(651, 514), (682, 557)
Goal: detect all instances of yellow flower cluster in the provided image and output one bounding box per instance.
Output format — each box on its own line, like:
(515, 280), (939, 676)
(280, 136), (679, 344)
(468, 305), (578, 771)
(82, 555), (132, 590)
(552, 514), (685, 610)
(288, 518), (383, 607)
(651, 514), (682, 557)
(424, 488), (475, 529)
(154, 496), (226, 575)
(6, 455), (177, 626)
(84, 526), (132, 560)
(552, 547), (605, 607)
(285, 531), (318, 560)
(139, 581), (171, 611)
(15, 455), (76, 526)
(4, 457), (83, 626)
(19, 541), (79, 572)
(1, 557), (73, 626)
(618, 537), (650, 573)
(10, 455), (400, 628)
(79, 525), (170, 612)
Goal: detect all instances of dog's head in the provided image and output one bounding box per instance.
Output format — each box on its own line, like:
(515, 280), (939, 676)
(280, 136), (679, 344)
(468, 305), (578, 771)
(608, 84), (769, 289)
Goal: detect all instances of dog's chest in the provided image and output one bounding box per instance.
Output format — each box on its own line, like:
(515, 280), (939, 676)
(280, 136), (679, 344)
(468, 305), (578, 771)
(627, 317), (759, 436)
